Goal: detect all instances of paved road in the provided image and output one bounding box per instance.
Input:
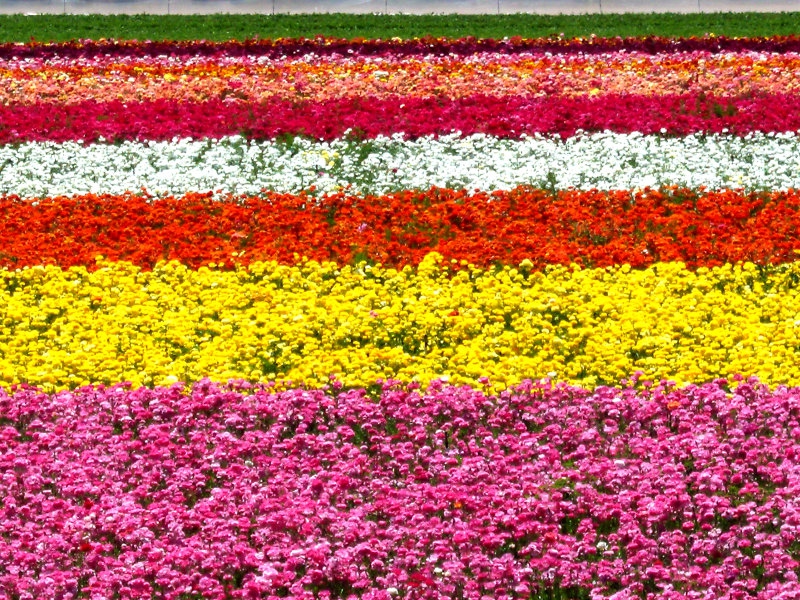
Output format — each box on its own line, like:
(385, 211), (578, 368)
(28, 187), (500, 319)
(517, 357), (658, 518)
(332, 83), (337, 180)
(1, 0), (797, 15)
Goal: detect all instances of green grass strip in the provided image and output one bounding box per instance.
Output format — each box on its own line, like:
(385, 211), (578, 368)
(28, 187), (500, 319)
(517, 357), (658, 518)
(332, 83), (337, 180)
(0, 12), (799, 43)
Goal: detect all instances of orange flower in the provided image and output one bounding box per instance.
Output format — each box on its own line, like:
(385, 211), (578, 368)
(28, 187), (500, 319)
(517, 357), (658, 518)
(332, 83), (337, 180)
(3, 187), (800, 272)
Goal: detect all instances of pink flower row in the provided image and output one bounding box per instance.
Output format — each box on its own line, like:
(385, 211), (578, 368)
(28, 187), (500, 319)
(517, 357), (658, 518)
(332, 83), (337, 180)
(2, 377), (799, 599)
(5, 52), (800, 107)
(2, 93), (799, 144)
(3, 49), (798, 70)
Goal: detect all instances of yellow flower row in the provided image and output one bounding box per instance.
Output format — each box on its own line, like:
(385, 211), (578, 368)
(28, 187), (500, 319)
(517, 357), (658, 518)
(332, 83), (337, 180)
(2, 254), (798, 391)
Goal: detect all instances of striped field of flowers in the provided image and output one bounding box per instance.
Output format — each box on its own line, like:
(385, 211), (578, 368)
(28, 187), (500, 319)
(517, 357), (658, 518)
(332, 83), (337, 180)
(3, 34), (800, 600)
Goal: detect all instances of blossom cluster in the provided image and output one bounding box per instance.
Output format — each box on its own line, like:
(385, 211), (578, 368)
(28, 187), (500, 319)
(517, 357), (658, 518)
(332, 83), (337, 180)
(3, 187), (800, 272)
(4, 32), (800, 598)
(3, 131), (800, 198)
(3, 378), (800, 599)
(3, 36), (800, 149)
(4, 254), (800, 392)
(5, 34), (800, 61)
(4, 50), (800, 106)
(2, 94), (800, 145)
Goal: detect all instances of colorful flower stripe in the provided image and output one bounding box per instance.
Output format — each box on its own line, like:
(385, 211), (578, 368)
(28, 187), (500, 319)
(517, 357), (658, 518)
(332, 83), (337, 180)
(6, 35), (800, 61)
(4, 187), (800, 272)
(3, 132), (799, 199)
(3, 378), (799, 599)
(3, 255), (800, 392)
(2, 94), (800, 145)
(5, 52), (800, 105)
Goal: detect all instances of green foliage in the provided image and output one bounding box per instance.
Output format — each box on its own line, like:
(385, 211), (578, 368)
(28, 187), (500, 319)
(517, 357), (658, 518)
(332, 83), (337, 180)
(0, 12), (799, 43)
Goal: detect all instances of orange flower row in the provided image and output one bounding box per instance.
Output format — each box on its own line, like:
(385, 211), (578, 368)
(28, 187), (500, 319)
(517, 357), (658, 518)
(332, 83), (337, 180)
(3, 187), (800, 271)
(2, 52), (799, 105)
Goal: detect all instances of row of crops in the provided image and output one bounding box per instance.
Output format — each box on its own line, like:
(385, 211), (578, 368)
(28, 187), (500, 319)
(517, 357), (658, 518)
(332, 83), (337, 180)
(2, 32), (800, 599)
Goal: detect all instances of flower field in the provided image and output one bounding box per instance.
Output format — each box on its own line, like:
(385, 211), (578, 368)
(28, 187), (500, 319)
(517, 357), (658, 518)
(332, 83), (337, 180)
(3, 30), (800, 600)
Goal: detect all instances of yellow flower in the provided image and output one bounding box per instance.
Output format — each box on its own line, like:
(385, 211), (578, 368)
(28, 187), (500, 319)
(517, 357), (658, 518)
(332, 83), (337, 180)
(2, 256), (800, 391)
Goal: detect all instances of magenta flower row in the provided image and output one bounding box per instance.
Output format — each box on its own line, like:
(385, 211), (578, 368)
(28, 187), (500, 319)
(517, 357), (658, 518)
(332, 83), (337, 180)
(2, 377), (798, 599)
(1, 93), (798, 144)
(5, 35), (800, 61)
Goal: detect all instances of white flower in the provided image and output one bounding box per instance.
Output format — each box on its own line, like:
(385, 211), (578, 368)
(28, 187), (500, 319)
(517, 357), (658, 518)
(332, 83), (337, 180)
(1, 131), (798, 199)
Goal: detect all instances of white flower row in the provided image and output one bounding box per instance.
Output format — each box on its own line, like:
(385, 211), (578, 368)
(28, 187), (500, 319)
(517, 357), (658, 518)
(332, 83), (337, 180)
(1, 131), (798, 199)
